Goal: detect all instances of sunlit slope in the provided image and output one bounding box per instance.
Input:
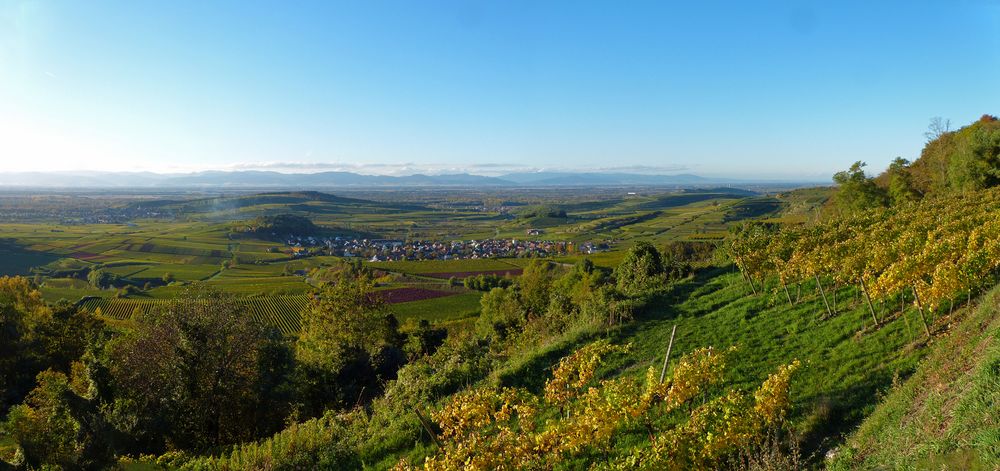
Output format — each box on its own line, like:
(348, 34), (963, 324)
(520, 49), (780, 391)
(831, 285), (1000, 470)
(492, 268), (940, 462)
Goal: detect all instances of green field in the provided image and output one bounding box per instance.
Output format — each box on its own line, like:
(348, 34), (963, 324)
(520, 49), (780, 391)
(390, 291), (483, 324)
(0, 239), (60, 276)
(368, 258), (523, 275)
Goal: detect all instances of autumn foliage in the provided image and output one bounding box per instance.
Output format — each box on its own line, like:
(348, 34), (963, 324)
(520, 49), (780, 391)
(396, 341), (800, 470)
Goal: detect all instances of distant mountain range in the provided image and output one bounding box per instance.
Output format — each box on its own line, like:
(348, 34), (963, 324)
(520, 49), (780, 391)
(0, 170), (789, 188)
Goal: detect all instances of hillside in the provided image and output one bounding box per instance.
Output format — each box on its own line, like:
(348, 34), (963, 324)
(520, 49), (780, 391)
(831, 285), (1000, 469)
(871, 114), (1000, 201)
(159, 260), (946, 470)
(160, 191), (428, 218)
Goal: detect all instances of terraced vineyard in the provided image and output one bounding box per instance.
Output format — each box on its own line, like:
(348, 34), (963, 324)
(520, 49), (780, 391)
(80, 295), (309, 335)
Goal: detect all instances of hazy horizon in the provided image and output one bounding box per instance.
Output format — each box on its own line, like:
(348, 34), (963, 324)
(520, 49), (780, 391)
(2, 1), (998, 180)
(0, 166), (827, 182)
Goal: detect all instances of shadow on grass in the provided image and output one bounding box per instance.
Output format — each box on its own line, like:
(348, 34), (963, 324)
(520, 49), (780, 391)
(613, 265), (737, 338)
(495, 329), (607, 394)
(500, 266), (743, 394)
(0, 238), (60, 276)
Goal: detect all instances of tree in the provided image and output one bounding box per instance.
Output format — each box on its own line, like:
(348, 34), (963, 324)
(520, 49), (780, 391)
(614, 241), (666, 294)
(833, 161), (889, 212)
(886, 157), (920, 204)
(403, 319), (447, 360)
(99, 286), (294, 452)
(6, 370), (84, 468)
(475, 286), (525, 342)
(295, 277), (403, 415)
(0, 277), (103, 414)
(87, 269), (121, 289)
(924, 116), (951, 143)
(5, 368), (114, 470)
(517, 260), (553, 317)
(947, 118), (1000, 192)
(900, 115), (1000, 196)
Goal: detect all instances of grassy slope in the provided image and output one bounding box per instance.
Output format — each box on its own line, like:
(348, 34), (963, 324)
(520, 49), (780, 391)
(497, 267), (934, 461)
(154, 263), (956, 470)
(831, 285), (1000, 470)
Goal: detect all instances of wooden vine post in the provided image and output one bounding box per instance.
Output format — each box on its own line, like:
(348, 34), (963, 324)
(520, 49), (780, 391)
(815, 275), (833, 318)
(911, 284), (932, 339)
(659, 325), (678, 384)
(745, 271), (758, 296)
(414, 408), (442, 448)
(859, 278), (879, 327)
(781, 279), (793, 306)
(832, 282), (839, 314)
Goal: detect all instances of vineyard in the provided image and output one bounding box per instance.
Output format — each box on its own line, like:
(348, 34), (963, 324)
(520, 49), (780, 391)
(727, 187), (1000, 337)
(81, 295), (309, 335)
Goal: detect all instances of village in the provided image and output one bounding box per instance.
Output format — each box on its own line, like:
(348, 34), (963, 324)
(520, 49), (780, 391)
(283, 233), (611, 262)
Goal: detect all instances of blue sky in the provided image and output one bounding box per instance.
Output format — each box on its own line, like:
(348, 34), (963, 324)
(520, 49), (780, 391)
(1, 1), (998, 180)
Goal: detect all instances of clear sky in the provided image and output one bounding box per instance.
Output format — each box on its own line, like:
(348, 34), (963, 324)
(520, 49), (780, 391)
(1, 1), (998, 180)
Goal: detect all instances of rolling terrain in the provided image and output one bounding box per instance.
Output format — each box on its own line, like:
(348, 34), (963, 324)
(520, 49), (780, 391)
(0, 187), (799, 314)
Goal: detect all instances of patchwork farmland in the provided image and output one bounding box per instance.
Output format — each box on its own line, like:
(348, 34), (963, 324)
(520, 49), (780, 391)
(0, 188), (795, 329)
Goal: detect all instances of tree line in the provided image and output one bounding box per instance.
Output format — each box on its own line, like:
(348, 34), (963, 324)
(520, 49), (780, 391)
(1, 239), (717, 469)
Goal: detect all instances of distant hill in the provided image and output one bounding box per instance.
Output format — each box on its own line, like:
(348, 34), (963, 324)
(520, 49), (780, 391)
(0, 170), (512, 188)
(143, 191), (428, 220)
(0, 170), (787, 188)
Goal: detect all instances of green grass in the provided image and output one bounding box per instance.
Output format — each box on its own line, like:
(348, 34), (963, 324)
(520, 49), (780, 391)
(38, 278), (106, 303)
(831, 285), (1000, 470)
(38, 285), (106, 304)
(497, 267), (935, 460)
(389, 291), (483, 324)
(131, 264), (220, 281)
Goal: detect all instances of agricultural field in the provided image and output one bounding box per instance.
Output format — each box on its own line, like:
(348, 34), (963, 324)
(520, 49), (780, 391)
(390, 291), (484, 324)
(80, 284), (482, 334)
(0, 187), (791, 328)
(0, 239), (60, 276)
(375, 287), (459, 304)
(367, 258), (524, 278)
(80, 296), (310, 335)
